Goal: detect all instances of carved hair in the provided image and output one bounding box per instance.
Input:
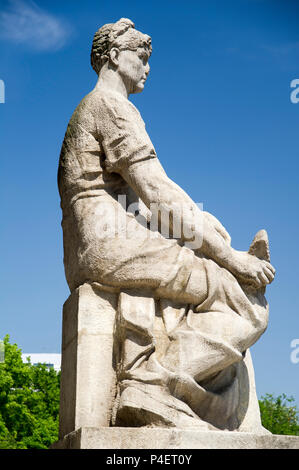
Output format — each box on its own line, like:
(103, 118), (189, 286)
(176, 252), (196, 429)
(91, 18), (152, 75)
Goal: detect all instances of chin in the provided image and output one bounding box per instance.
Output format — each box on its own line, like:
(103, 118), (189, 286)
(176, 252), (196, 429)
(132, 83), (145, 94)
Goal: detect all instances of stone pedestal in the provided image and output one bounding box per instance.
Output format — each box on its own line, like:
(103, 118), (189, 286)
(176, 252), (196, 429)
(59, 283), (118, 439)
(51, 427), (299, 449)
(56, 283), (299, 450)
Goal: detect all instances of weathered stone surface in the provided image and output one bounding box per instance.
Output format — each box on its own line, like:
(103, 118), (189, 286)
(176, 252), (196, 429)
(59, 283), (118, 439)
(57, 17), (277, 440)
(52, 427), (299, 449)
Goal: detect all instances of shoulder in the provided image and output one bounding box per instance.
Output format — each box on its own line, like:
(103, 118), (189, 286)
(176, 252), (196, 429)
(91, 88), (141, 119)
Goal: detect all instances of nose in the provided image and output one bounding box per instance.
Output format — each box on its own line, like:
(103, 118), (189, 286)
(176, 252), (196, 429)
(145, 64), (150, 76)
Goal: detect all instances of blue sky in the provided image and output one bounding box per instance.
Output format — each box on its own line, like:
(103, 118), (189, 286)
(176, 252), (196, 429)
(0, 0), (298, 405)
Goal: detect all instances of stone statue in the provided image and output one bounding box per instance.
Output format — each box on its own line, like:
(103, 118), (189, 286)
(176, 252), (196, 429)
(57, 18), (276, 441)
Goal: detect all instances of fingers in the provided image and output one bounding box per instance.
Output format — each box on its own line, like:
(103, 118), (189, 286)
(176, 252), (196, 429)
(264, 261), (276, 276)
(251, 277), (263, 289)
(256, 262), (275, 287)
(257, 271), (270, 286)
(263, 266), (275, 283)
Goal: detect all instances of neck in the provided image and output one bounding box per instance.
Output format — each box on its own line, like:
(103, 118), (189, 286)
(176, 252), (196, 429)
(95, 64), (129, 99)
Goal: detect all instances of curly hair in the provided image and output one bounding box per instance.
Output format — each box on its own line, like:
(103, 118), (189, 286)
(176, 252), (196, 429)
(91, 18), (152, 75)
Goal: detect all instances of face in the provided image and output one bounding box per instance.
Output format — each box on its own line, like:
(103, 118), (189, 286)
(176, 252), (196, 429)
(116, 47), (150, 94)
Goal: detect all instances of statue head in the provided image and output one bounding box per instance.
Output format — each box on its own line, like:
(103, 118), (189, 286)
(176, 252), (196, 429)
(91, 18), (152, 94)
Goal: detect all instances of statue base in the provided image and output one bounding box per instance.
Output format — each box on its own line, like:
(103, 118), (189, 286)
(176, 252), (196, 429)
(51, 427), (299, 449)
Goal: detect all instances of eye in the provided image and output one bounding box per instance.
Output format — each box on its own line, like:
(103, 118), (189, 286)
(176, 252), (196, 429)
(138, 52), (148, 64)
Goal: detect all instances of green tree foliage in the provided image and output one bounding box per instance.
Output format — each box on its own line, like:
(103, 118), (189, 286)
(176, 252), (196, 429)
(1, 335), (299, 447)
(259, 393), (299, 435)
(0, 335), (60, 449)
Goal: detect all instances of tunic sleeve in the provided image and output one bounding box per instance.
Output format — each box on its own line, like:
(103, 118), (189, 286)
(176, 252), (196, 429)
(97, 93), (157, 173)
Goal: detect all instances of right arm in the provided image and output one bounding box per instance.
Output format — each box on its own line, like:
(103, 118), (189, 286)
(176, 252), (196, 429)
(99, 95), (275, 288)
(119, 158), (275, 288)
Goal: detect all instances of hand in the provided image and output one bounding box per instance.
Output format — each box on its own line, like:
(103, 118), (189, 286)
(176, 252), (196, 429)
(229, 249), (275, 288)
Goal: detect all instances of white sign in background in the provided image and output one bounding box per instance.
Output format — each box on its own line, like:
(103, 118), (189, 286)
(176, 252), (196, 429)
(290, 339), (299, 364)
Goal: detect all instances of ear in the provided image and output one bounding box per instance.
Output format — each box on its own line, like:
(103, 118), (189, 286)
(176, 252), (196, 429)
(109, 47), (120, 67)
